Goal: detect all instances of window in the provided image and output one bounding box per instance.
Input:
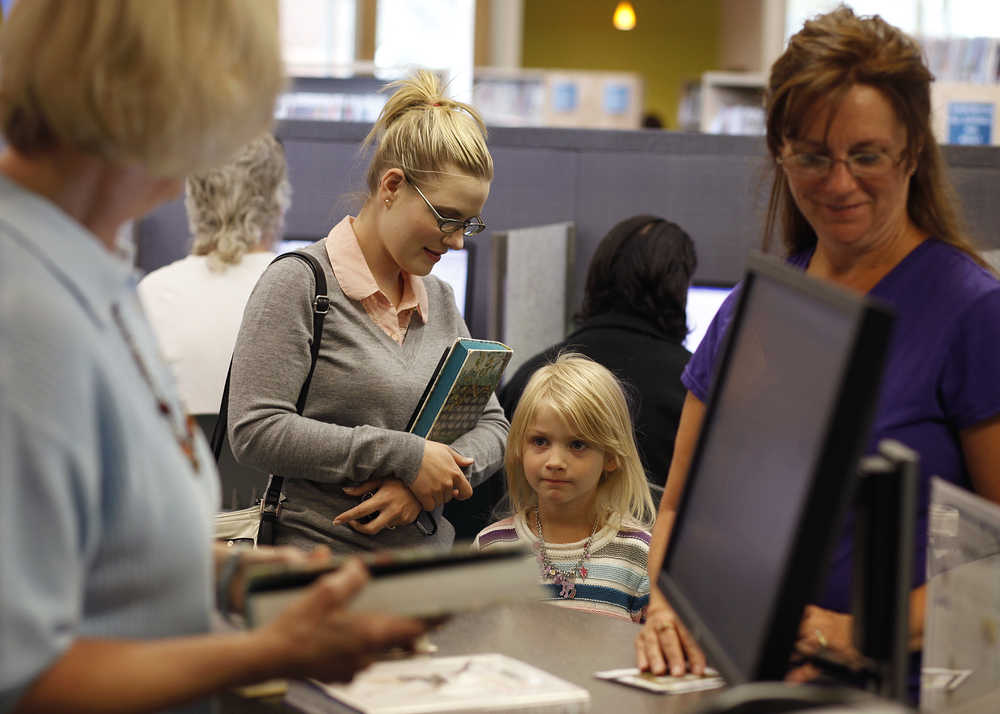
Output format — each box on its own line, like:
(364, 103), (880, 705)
(786, 0), (1000, 39)
(281, 0), (356, 76)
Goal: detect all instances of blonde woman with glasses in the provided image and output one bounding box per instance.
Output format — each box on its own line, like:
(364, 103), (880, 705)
(227, 70), (508, 552)
(637, 6), (1000, 703)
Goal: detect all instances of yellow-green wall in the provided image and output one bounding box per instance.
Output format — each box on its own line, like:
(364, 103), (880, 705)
(521, 0), (721, 128)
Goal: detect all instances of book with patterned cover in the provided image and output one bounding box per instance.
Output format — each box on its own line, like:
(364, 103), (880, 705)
(407, 338), (512, 444)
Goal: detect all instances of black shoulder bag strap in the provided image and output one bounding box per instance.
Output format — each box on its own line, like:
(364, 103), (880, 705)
(211, 250), (330, 546)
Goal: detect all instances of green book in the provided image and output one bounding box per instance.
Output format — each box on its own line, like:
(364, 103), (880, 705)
(407, 337), (513, 444)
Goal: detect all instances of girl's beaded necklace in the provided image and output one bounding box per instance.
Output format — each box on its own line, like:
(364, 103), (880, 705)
(535, 508), (599, 599)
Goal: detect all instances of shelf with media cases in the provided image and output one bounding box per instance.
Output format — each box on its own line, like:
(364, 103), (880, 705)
(699, 71), (767, 135)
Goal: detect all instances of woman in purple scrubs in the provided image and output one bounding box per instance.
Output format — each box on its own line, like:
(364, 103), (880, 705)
(636, 6), (1000, 696)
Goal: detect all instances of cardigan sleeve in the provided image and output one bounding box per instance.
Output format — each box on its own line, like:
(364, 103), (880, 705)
(227, 256), (426, 486)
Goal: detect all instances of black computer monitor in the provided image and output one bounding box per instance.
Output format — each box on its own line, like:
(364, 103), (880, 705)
(658, 252), (894, 685)
(685, 283), (734, 352)
(276, 240), (476, 320)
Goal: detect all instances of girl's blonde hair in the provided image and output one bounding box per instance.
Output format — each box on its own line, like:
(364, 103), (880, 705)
(187, 134), (291, 271)
(0, 0), (284, 178)
(505, 353), (655, 530)
(363, 70), (493, 192)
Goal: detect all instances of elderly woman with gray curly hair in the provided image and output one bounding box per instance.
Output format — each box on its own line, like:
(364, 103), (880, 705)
(139, 133), (291, 415)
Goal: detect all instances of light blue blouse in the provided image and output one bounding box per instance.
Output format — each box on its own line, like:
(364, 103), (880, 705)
(0, 174), (219, 713)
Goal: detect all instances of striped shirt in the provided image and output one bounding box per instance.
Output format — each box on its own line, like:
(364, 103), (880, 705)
(474, 512), (650, 623)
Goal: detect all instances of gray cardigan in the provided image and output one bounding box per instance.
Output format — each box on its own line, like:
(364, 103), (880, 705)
(228, 240), (509, 551)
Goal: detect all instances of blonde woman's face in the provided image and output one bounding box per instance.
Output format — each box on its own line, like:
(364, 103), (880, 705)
(382, 169), (490, 276)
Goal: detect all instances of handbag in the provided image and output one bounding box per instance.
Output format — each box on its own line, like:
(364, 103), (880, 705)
(212, 250), (330, 547)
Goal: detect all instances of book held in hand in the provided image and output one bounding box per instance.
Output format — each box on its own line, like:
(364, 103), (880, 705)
(285, 653), (591, 713)
(243, 543), (543, 626)
(408, 337), (512, 444)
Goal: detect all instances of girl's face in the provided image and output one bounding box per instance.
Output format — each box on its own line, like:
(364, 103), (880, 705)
(521, 402), (617, 513)
(380, 167), (490, 277)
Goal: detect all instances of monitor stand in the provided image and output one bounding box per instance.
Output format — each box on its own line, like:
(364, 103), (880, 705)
(851, 439), (918, 703)
(786, 439), (917, 703)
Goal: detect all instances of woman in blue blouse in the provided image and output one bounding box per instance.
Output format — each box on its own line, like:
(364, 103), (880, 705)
(0, 3), (423, 713)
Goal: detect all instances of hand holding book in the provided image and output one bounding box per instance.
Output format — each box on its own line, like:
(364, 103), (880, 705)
(250, 558), (427, 684)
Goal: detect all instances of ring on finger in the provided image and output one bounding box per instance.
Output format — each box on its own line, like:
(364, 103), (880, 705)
(387, 524), (396, 530)
(815, 629), (828, 649)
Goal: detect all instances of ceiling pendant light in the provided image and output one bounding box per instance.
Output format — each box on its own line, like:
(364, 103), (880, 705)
(613, 2), (636, 31)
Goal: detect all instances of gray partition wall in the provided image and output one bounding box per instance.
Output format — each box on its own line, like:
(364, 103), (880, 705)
(492, 223), (575, 375)
(136, 122), (1000, 341)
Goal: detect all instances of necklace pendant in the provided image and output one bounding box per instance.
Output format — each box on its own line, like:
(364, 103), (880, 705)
(560, 581), (576, 599)
(579, 566), (588, 579)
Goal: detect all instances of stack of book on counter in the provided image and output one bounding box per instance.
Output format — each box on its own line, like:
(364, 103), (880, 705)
(285, 653), (590, 713)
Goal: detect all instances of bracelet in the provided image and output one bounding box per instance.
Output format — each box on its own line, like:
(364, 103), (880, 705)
(216, 551), (244, 615)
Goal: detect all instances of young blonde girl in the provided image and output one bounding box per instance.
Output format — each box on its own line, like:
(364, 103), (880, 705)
(475, 353), (656, 622)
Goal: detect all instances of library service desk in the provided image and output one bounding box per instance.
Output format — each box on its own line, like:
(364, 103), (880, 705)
(220, 602), (916, 713)
(220, 602), (717, 713)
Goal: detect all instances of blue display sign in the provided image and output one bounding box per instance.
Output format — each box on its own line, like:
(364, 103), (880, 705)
(603, 84), (630, 115)
(947, 102), (994, 145)
(552, 82), (578, 113)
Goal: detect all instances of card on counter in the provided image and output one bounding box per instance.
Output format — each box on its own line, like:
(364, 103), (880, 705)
(593, 667), (725, 694)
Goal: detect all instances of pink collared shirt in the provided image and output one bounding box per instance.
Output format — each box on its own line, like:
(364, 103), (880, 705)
(324, 216), (429, 345)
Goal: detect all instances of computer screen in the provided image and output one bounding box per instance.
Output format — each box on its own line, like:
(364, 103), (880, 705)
(659, 253), (893, 685)
(432, 247), (474, 321)
(276, 240), (474, 320)
(685, 284), (734, 352)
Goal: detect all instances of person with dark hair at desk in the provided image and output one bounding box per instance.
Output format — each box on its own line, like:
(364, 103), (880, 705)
(138, 133), (289, 417)
(0, 2), (424, 712)
(636, 6), (1000, 699)
(500, 215), (696, 487)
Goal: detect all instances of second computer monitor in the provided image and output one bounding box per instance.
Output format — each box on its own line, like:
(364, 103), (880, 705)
(685, 283), (734, 353)
(659, 253), (894, 685)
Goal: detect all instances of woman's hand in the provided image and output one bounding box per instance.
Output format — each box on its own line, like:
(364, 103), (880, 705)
(213, 543), (332, 615)
(786, 605), (864, 683)
(258, 558), (426, 682)
(334, 479), (422, 535)
(795, 604), (859, 662)
(635, 600), (707, 676)
(409, 441), (474, 510)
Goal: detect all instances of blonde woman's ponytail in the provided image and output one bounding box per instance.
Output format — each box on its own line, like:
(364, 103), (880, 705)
(363, 70), (492, 193)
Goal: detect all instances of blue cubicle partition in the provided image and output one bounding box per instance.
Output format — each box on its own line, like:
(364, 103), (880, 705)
(135, 122), (1000, 342)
